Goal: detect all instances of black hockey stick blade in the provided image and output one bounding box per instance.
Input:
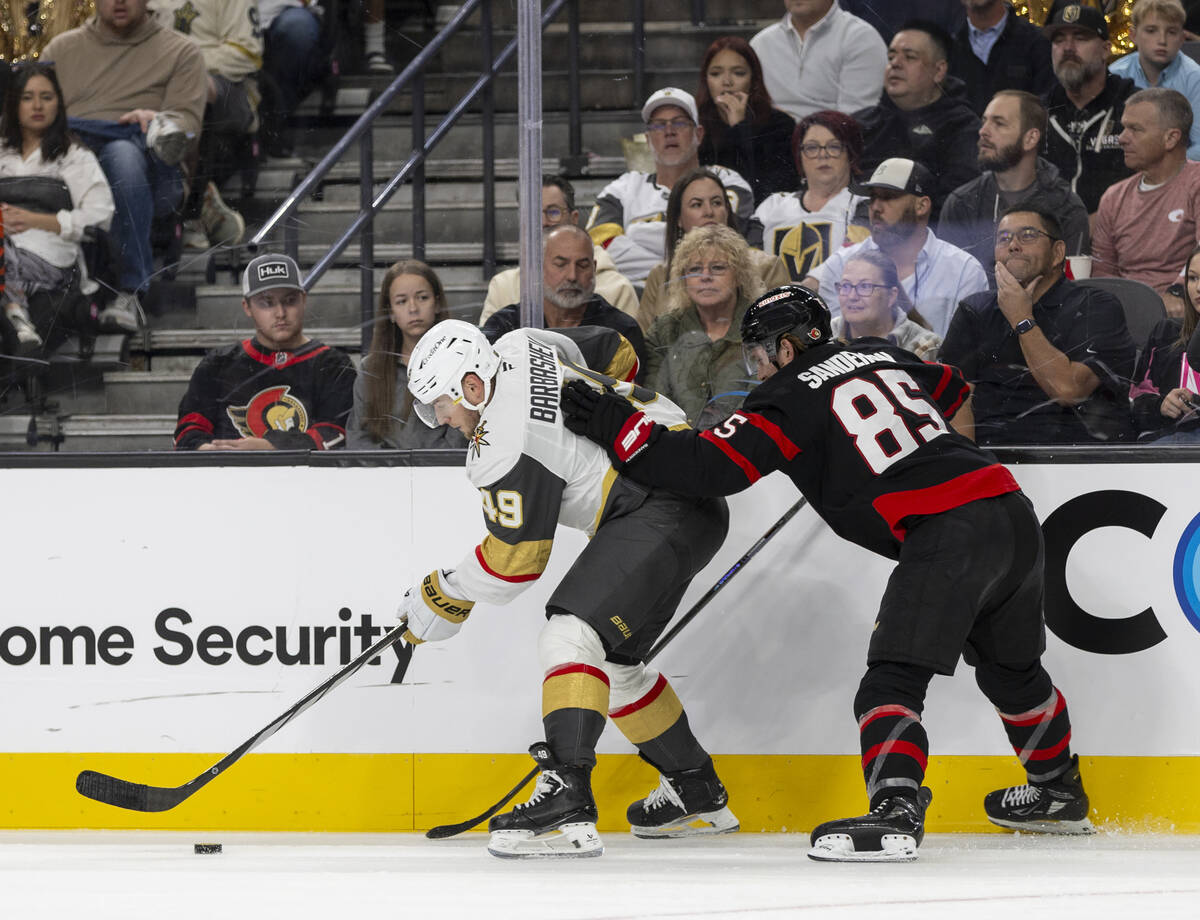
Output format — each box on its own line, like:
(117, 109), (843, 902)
(425, 498), (808, 839)
(76, 626), (411, 812)
(425, 764), (540, 839)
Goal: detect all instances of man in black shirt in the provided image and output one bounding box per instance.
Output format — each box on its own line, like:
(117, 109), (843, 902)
(561, 284), (1093, 862)
(949, 1), (1055, 115)
(941, 205), (1136, 445)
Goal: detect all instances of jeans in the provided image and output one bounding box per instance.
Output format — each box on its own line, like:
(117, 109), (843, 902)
(264, 7), (322, 118)
(69, 118), (183, 293)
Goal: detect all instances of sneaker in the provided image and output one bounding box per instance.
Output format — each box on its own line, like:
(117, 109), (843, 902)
(487, 742), (603, 859)
(97, 291), (145, 333)
(181, 219), (210, 251)
(808, 787), (933, 862)
(984, 755), (1094, 834)
(6, 304), (42, 347)
(365, 50), (394, 74)
(146, 112), (190, 165)
(627, 759), (739, 838)
(200, 182), (245, 247)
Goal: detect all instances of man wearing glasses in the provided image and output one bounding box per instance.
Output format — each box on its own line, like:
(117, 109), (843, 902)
(940, 206), (1136, 445)
(588, 88), (752, 284)
(173, 253), (356, 450)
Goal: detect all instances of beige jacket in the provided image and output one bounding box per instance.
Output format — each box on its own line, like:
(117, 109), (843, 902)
(479, 244), (639, 323)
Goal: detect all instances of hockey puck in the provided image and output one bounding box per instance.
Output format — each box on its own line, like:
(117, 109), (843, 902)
(193, 843), (222, 854)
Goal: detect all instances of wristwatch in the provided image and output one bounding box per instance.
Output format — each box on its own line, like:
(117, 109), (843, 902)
(1014, 318), (1037, 335)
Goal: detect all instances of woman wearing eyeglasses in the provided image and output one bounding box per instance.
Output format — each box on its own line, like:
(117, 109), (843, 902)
(833, 250), (941, 361)
(695, 36), (796, 205)
(748, 110), (871, 285)
(644, 224), (765, 428)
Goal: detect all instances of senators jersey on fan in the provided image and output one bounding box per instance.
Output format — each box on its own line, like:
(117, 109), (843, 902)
(450, 328), (688, 605)
(174, 338), (356, 450)
(620, 340), (1020, 559)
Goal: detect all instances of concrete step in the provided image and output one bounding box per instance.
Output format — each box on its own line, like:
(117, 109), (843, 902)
(103, 370), (192, 416)
(477, 0), (783, 26)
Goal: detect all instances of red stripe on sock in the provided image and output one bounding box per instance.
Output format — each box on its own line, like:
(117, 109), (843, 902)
(862, 740), (928, 772)
(857, 704), (920, 730)
(1018, 730), (1072, 762)
(1000, 690), (1065, 727)
(543, 663), (610, 686)
(608, 673), (668, 718)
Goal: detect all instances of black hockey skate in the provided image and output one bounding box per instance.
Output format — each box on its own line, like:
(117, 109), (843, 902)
(808, 787), (933, 862)
(627, 758), (739, 838)
(984, 755), (1094, 835)
(487, 742), (603, 858)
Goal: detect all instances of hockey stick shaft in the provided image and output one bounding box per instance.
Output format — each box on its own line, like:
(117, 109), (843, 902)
(76, 626), (412, 812)
(425, 497), (808, 839)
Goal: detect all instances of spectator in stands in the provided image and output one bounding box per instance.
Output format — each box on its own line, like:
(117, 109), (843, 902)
(940, 90), (1089, 280)
(44, 0), (207, 331)
(696, 36), (796, 204)
(588, 87), (752, 284)
(941, 205), (1137, 445)
(257, 0), (321, 158)
(804, 157), (988, 336)
(482, 225), (647, 376)
(748, 109), (870, 284)
(855, 20), (982, 221)
(1110, 0), (1200, 159)
(348, 259), (466, 449)
(173, 253), (355, 450)
(949, 1), (1055, 115)
(1093, 87), (1200, 297)
(840, 0), (965, 43)
(1130, 244), (1200, 441)
(1042, 2), (1137, 216)
(364, 0), (391, 73)
(0, 61), (114, 352)
(480, 175), (637, 323)
(832, 249), (942, 359)
(749, 1), (887, 121)
(154, 0), (259, 251)
(639, 168), (788, 332)
(644, 224), (765, 428)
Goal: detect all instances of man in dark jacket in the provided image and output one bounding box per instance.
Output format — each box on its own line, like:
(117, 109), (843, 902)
(940, 89), (1089, 279)
(854, 20), (981, 221)
(1041, 3), (1137, 214)
(949, 1), (1055, 114)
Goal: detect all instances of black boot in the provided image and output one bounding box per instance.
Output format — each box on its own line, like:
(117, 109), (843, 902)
(626, 757), (739, 838)
(984, 754), (1093, 834)
(808, 787), (933, 862)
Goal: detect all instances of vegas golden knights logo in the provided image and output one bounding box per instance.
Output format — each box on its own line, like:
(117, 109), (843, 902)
(775, 222), (833, 281)
(1063, 5), (1081, 23)
(227, 385), (309, 438)
(469, 420), (491, 459)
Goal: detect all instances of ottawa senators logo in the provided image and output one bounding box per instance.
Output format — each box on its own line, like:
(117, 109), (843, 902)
(226, 385), (309, 438)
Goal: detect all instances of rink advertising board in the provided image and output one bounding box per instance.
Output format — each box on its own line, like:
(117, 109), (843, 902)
(1, 449), (1199, 833)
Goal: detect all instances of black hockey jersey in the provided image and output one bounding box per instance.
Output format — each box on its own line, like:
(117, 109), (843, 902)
(174, 338), (356, 450)
(622, 340), (1020, 559)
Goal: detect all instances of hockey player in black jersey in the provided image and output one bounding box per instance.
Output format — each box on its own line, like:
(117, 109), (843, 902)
(561, 285), (1093, 861)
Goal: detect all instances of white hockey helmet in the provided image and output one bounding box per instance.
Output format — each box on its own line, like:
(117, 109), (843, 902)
(407, 320), (501, 427)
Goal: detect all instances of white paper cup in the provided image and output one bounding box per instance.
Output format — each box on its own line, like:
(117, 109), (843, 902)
(1068, 255), (1092, 280)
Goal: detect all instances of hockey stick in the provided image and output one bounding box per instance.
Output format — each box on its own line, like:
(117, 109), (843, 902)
(425, 497), (808, 839)
(76, 626), (413, 812)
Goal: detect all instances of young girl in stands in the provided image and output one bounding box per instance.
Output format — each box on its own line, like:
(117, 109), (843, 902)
(347, 259), (467, 449)
(0, 61), (113, 350)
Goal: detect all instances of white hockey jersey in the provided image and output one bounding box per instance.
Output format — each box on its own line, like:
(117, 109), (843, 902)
(587, 167), (753, 283)
(449, 329), (690, 606)
(748, 188), (870, 283)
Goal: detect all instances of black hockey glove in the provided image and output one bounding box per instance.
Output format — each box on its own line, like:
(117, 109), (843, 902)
(561, 379), (659, 466)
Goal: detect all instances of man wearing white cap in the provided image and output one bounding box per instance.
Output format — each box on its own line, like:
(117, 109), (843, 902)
(587, 88), (753, 283)
(173, 253), (356, 450)
(803, 157), (988, 337)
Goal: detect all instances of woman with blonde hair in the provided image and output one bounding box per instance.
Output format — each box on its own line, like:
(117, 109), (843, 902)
(645, 223), (765, 427)
(347, 259), (466, 449)
(833, 250), (942, 360)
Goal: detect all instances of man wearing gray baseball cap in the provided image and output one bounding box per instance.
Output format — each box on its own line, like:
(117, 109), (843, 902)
(173, 253), (356, 450)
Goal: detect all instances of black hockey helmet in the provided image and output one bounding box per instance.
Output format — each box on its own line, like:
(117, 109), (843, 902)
(741, 284), (832, 375)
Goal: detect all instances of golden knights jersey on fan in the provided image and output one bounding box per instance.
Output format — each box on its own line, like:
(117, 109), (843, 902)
(441, 327), (690, 605)
(174, 338), (355, 450)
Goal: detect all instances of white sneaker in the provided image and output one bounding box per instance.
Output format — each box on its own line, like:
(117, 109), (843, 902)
(6, 304), (42, 346)
(146, 113), (190, 165)
(200, 182), (245, 246)
(181, 219), (210, 250)
(97, 292), (145, 333)
(365, 51), (394, 74)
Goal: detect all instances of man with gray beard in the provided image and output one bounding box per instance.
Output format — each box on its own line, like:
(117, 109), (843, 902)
(1040, 3), (1136, 216)
(482, 225), (648, 379)
(940, 90), (1089, 280)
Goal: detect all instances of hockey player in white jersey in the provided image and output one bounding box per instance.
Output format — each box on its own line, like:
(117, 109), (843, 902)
(400, 320), (738, 859)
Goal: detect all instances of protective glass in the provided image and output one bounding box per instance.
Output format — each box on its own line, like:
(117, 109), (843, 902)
(743, 340), (776, 377)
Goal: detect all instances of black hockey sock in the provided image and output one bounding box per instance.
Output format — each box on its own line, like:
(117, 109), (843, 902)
(541, 663), (610, 768)
(610, 673), (708, 773)
(996, 687), (1075, 784)
(858, 703), (929, 808)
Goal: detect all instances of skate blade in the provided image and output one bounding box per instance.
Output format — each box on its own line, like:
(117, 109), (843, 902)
(487, 822), (604, 859)
(631, 806), (740, 839)
(807, 832), (919, 863)
(987, 816), (1096, 836)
